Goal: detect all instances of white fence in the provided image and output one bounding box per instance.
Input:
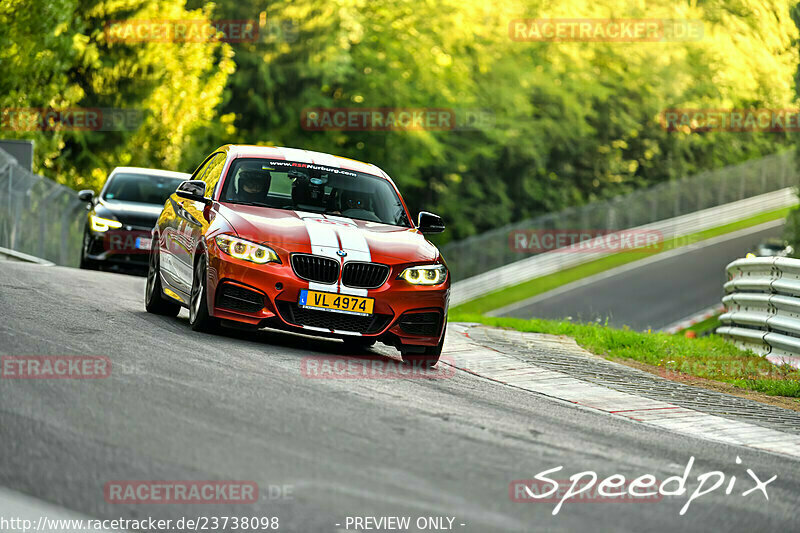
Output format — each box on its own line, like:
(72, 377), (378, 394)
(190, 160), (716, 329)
(718, 256), (800, 369)
(0, 148), (84, 266)
(451, 187), (798, 307)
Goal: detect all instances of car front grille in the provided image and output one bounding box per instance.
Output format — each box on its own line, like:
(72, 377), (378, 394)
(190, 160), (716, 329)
(217, 284), (265, 313)
(277, 301), (392, 334)
(291, 254), (340, 284)
(342, 262), (390, 289)
(398, 312), (442, 336)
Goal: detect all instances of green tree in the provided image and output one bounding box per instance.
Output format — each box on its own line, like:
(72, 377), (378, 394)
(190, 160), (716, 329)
(1, 0), (234, 190)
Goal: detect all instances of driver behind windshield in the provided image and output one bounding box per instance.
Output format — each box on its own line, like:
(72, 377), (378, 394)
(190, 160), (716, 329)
(338, 189), (375, 219)
(235, 169), (271, 204)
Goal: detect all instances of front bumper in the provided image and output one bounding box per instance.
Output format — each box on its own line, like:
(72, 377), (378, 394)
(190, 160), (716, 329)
(206, 248), (449, 347)
(83, 227), (153, 270)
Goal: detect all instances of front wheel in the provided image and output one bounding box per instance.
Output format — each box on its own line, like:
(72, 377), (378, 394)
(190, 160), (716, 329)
(79, 231), (98, 270)
(189, 254), (219, 333)
(145, 242), (180, 316)
(400, 328), (445, 368)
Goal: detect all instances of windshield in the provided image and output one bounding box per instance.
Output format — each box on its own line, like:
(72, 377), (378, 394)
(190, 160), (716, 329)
(219, 158), (411, 227)
(103, 173), (185, 205)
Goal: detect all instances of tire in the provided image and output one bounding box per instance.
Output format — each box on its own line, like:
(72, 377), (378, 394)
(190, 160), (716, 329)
(79, 231), (98, 270)
(342, 337), (376, 353)
(189, 253), (219, 333)
(400, 327), (446, 368)
(145, 242), (181, 316)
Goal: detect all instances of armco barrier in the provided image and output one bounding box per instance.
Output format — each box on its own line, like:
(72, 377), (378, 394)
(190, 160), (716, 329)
(718, 256), (800, 369)
(0, 148), (84, 266)
(451, 188), (798, 307)
(443, 150), (799, 282)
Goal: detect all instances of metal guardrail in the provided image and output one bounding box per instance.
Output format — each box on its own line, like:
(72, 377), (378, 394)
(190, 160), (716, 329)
(0, 148), (84, 266)
(443, 150), (799, 282)
(718, 256), (800, 368)
(451, 187), (798, 307)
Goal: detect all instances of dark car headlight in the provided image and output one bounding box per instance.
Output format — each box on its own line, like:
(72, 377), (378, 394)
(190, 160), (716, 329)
(89, 214), (123, 232)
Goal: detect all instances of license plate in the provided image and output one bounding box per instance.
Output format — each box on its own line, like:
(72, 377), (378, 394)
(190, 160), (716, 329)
(135, 237), (152, 250)
(298, 290), (374, 316)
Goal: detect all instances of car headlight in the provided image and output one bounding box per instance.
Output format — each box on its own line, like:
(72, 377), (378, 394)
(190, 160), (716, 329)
(398, 264), (447, 285)
(215, 234), (280, 264)
(90, 215), (123, 232)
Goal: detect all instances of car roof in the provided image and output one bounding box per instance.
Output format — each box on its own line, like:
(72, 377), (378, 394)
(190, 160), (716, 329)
(221, 145), (391, 181)
(109, 167), (191, 179)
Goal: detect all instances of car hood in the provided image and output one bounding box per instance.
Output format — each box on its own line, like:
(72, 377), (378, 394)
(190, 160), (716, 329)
(98, 200), (164, 228)
(218, 204), (439, 263)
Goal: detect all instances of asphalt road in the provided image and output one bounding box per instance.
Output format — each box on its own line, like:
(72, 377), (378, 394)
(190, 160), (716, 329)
(495, 222), (784, 330)
(0, 262), (799, 532)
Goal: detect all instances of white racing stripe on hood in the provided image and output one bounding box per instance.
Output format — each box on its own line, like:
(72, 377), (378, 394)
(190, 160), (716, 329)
(297, 212), (372, 296)
(324, 215), (370, 297)
(296, 211), (341, 293)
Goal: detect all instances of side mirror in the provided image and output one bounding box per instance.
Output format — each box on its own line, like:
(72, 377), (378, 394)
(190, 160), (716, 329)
(175, 180), (211, 204)
(78, 190), (94, 203)
(417, 211), (445, 234)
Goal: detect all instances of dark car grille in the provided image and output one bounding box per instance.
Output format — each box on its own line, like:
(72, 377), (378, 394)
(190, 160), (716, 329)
(398, 312), (442, 336)
(277, 301), (392, 334)
(291, 254), (340, 284)
(217, 284), (265, 314)
(342, 262), (390, 289)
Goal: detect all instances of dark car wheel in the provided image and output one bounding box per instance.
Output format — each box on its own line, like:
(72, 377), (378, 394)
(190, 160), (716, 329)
(145, 242), (180, 316)
(79, 231), (98, 270)
(189, 254), (219, 333)
(400, 326), (446, 368)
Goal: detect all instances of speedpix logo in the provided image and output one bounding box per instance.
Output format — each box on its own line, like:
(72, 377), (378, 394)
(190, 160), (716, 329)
(511, 456), (776, 516)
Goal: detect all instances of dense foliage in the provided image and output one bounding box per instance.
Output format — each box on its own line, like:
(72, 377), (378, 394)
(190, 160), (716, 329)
(3, 0), (800, 244)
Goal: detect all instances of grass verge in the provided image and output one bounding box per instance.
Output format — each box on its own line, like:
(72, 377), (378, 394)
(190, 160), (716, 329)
(451, 206), (793, 315)
(679, 314), (722, 336)
(450, 312), (800, 400)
